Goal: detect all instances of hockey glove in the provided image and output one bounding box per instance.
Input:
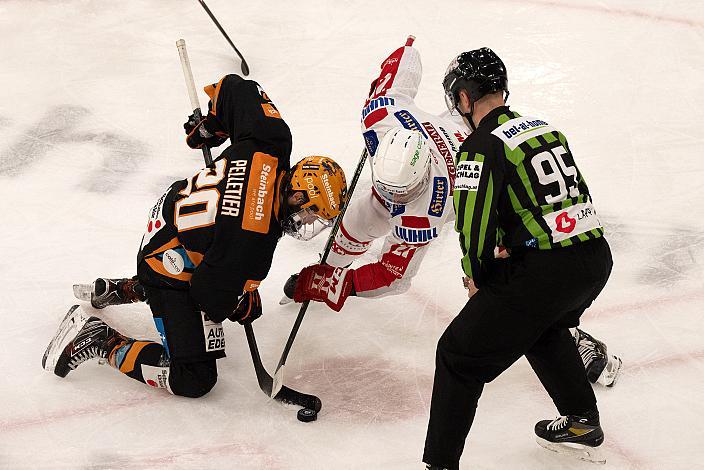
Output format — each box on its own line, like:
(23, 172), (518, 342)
(183, 113), (228, 150)
(229, 290), (262, 325)
(294, 265), (355, 312)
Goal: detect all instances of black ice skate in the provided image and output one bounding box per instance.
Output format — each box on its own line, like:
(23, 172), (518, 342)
(535, 414), (606, 464)
(73, 277), (146, 309)
(574, 328), (622, 387)
(42, 305), (124, 377)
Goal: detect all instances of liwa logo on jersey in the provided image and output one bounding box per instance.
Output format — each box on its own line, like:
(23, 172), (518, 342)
(362, 96), (395, 119)
(394, 226), (439, 243)
(501, 119), (548, 139)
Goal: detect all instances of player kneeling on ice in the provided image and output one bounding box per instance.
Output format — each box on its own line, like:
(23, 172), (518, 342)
(283, 37), (620, 388)
(423, 48), (614, 469)
(43, 74), (347, 398)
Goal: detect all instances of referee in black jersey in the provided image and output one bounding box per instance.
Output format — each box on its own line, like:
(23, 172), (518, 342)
(422, 49), (613, 469)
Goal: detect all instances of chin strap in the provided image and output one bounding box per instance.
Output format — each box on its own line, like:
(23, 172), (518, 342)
(462, 100), (477, 132)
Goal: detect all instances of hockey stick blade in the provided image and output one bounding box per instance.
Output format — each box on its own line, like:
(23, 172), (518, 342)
(196, 0), (250, 76)
(244, 323), (321, 411)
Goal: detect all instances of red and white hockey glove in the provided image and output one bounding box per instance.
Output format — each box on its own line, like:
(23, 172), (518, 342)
(293, 265), (355, 312)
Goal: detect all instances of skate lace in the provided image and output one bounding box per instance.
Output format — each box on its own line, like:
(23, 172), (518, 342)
(547, 416), (569, 430)
(68, 345), (107, 370)
(578, 343), (597, 364)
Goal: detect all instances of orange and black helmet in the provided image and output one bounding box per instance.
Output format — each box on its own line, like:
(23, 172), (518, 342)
(283, 156), (348, 240)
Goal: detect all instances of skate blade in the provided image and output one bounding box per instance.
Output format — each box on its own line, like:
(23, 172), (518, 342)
(41, 305), (89, 373)
(72, 283), (94, 302)
(536, 437), (606, 465)
(601, 355), (623, 388)
(279, 295), (294, 305)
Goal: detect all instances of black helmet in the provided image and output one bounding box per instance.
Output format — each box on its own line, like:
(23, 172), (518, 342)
(442, 47), (508, 114)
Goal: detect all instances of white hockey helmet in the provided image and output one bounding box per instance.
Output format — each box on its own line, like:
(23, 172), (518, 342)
(371, 127), (431, 205)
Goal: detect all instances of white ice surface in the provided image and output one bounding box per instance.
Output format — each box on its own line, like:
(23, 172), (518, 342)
(1, 1), (703, 469)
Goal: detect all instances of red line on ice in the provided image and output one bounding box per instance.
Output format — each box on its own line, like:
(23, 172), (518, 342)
(0, 394), (162, 432)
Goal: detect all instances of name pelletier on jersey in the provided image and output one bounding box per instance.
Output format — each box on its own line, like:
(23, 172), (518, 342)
(454, 106), (604, 286)
(137, 74), (293, 322)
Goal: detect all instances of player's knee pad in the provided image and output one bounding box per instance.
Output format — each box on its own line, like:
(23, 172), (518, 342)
(168, 360), (218, 398)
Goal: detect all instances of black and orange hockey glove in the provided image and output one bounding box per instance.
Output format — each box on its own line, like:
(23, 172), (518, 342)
(229, 289), (263, 325)
(183, 113), (229, 150)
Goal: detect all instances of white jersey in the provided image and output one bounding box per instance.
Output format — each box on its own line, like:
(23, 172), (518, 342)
(326, 43), (468, 297)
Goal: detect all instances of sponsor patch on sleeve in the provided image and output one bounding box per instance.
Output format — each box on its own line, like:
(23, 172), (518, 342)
(542, 201), (602, 243)
(427, 177), (448, 217)
(394, 110), (428, 138)
(455, 161), (483, 192)
(242, 152), (278, 233)
(363, 129), (379, 156)
(261, 103), (281, 119)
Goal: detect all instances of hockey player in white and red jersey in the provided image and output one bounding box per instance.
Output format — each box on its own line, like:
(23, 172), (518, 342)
(287, 36), (466, 306)
(287, 36), (622, 388)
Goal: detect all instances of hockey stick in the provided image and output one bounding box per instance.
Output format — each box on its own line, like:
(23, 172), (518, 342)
(196, 0), (250, 76)
(244, 323), (322, 411)
(176, 38), (214, 168)
(271, 147), (370, 397)
(176, 39), (318, 409)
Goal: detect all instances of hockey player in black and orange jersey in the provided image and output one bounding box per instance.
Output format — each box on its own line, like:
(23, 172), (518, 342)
(42, 74), (347, 398)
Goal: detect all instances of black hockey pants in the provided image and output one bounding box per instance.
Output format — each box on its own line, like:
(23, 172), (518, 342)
(423, 237), (613, 469)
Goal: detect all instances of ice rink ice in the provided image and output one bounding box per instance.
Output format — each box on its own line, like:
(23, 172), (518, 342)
(1, 0), (703, 468)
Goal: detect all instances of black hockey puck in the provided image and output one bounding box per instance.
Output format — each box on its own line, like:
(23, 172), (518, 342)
(297, 408), (317, 422)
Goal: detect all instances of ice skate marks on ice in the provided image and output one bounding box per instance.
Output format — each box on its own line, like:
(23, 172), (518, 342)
(41, 305), (89, 373)
(536, 437), (606, 465)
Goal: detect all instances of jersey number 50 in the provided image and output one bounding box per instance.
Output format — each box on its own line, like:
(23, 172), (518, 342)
(175, 159), (227, 231)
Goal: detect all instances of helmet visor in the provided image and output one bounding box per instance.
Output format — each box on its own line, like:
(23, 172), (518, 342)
(444, 91), (460, 116)
(283, 206), (334, 241)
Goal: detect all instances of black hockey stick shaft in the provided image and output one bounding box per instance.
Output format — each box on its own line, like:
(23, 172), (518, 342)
(244, 323), (321, 411)
(271, 148), (369, 396)
(176, 39), (214, 168)
(196, 0), (250, 76)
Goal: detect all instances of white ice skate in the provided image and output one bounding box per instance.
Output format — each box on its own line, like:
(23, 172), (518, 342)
(42, 305), (89, 372)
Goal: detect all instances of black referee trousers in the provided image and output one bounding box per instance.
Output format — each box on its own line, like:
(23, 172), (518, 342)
(423, 237), (612, 469)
